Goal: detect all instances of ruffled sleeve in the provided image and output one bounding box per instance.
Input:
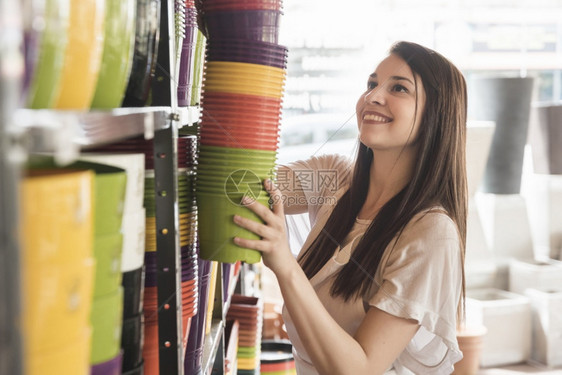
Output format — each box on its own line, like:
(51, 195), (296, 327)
(367, 210), (464, 374)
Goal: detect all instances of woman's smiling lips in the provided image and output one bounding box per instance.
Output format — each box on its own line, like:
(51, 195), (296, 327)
(361, 110), (393, 124)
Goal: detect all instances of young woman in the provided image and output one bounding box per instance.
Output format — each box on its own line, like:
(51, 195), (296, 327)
(233, 41), (467, 375)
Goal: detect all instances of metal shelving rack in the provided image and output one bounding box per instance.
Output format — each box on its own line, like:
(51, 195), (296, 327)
(1, 1), (188, 374)
(2, 0), (245, 373)
(0, 1), (25, 374)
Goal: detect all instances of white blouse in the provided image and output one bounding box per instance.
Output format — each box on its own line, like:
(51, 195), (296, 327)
(281, 154), (463, 375)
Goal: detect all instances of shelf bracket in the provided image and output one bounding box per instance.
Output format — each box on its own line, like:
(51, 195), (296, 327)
(154, 124), (184, 375)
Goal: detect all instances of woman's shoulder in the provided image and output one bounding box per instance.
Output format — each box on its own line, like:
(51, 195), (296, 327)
(399, 206), (460, 248)
(409, 206), (456, 231)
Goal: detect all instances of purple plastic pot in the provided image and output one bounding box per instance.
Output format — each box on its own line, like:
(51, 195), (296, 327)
(184, 259), (212, 375)
(206, 53), (286, 69)
(186, 7), (198, 26)
(223, 263), (232, 302)
(91, 352), (123, 375)
(144, 271), (157, 287)
(144, 252), (157, 267)
(181, 244), (198, 257)
(177, 22), (198, 106)
(22, 0), (39, 104)
(207, 48), (287, 60)
(182, 270), (198, 282)
(204, 10), (282, 43)
(208, 38), (288, 55)
(184, 347), (204, 375)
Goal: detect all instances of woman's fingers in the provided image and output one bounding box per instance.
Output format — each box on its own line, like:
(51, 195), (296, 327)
(232, 179), (289, 256)
(264, 179), (284, 216)
(241, 194), (277, 225)
(233, 214), (274, 239)
(233, 236), (267, 252)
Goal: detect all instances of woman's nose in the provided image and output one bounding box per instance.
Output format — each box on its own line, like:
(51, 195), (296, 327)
(365, 86), (385, 105)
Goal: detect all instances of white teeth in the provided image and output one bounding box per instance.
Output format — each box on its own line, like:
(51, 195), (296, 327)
(363, 114), (390, 122)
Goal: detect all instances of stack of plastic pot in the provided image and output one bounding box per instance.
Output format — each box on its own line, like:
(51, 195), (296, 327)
(23, 0), (102, 109)
(52, 0), (104, 109)
(260, 340), (296, 375)
(225, 320), (241, 375)
(196, 0), (287, 264)
(177, 0), (198, 107)
(20, 169), (95, 375)
(22, 0), (138, 110)
(88, 134), (199, 373)
(26, 157), (128, 374)
(76, 161), (127, 375)
(184, 254), (213, 375)
(90, 0), (136, 109)
(190, 29), (207, 107)
(222, 262), (242, 303)
(79, 153), (147, 375)
(226, 295), (264, 375)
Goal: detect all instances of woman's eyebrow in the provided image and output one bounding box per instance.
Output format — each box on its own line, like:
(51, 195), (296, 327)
(369, 73), (414, 85)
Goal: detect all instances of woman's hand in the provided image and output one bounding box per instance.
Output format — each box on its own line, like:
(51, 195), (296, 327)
(233, 179), (297, 278)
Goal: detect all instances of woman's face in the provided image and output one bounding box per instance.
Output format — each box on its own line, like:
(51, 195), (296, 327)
(356, 53), (426, 152)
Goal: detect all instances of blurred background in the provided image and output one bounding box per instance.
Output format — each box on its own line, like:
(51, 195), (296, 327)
(276, 0), (562, 163)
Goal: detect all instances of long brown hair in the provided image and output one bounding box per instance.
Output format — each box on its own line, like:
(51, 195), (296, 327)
(298, 41), (467, 312)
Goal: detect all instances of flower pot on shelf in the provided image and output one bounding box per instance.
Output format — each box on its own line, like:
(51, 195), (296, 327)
(453, 326), (487, 375)
(509, 257), (562, 295)
(466, 121), (495, 198)
(475, 193), (534, 290)
(526, 174), (562, 261)
(529, 103), (562, 175)
(465, 288), (531, 367)
(525, 287), (562, 368)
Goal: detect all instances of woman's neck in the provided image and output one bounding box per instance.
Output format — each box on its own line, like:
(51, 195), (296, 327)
(358, 147), (417, 220)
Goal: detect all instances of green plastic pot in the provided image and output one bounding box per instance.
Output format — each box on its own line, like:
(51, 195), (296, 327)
(197, 192), (270, 264)
(90, 0), (136, 108)
(199, 144), (277, 159)
(93, 232), (123, 297)
(90, 287), (123, 364)
(27, 0), (70, 108)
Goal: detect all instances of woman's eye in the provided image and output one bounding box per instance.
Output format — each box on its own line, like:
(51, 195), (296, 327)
(367, 81), (377, 90)
(392, 84), (408, 93)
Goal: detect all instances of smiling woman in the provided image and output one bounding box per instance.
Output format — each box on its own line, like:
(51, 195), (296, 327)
(234, 41), (468, 375)
(356, 53), (426, 156)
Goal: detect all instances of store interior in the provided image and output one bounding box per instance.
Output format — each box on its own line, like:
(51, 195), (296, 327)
(1, 0), (562, 374)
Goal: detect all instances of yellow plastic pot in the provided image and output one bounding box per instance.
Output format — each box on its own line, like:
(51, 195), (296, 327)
(23, 257), (95, 353)
(54, 0), (105, 109)
(207, 61), (285, 76)
(21, 169), (94, 264)
(26, 328), (92, 375)
(203, 82), (284, 99)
